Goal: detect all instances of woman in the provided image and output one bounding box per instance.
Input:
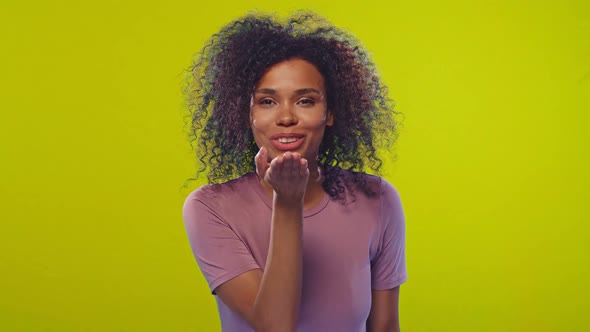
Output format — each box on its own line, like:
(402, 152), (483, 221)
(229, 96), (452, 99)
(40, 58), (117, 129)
(183, 11), (407, 332)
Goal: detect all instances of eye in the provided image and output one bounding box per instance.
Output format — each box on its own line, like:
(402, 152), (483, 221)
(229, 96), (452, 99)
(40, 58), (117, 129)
(297, 98), (316, 106)
(258, 98), (276, 106)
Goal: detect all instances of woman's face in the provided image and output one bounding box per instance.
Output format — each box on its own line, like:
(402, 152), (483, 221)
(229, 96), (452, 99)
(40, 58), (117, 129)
(250, 58), (333, 164)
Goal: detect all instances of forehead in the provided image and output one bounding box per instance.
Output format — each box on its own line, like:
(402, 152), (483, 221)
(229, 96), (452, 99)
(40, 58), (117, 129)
(255, 58), (325, 91)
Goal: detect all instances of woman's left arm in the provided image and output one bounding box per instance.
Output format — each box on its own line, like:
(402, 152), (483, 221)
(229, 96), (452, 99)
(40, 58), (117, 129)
(367, 178), (407, 332)
(366, 286), (401, 332)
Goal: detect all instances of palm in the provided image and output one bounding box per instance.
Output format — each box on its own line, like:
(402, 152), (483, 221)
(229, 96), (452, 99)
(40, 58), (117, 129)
(255, 147), (309, 199)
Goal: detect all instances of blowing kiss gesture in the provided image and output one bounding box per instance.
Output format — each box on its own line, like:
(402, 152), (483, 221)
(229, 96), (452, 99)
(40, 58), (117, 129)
(255, 146), (310, 203)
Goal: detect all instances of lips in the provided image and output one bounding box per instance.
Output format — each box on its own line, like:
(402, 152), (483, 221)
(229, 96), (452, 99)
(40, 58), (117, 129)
(270, 133), (305, 151)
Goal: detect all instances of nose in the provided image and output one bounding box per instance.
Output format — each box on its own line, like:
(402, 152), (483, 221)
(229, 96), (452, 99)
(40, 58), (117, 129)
(275, 104), (298, 127)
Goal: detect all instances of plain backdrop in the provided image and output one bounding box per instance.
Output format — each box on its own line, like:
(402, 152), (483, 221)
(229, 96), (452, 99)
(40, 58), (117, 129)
(1, 0), (588, 331)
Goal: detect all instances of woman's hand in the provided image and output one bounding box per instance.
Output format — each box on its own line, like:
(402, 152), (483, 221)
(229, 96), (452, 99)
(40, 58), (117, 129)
(255, 147), (309, 202)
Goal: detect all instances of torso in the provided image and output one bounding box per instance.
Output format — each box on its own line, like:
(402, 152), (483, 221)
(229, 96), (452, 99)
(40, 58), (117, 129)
(209, 172), (383, 331)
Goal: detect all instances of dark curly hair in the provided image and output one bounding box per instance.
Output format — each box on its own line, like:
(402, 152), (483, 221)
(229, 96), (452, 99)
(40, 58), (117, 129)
(184, 10), (401, 200)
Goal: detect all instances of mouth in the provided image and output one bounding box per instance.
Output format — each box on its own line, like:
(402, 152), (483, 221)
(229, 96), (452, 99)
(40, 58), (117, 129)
(270, 134), (305, 151)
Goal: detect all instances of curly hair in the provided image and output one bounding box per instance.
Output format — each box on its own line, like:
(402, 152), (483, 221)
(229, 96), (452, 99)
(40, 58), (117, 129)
(184, 10), (401, 200)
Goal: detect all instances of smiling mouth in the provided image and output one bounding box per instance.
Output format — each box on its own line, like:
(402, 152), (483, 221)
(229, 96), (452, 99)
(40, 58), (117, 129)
(271, 135), (305, 151)
(277, 137), (299, 144)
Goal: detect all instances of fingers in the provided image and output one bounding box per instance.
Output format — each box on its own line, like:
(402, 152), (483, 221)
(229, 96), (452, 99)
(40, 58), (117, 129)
(300, 158), (309, 177)
(272, 152), (301, 176)
(269, 152), (288, 178)
(257, 148), (311, 192)
(283, 152), (296, 176)
(255, 147), (269, 179)
(265, 152), (308, 178)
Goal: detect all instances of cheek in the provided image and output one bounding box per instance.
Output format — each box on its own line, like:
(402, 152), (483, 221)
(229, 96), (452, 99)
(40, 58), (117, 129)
(249, 108), (259, 130)
(250, 116), (270, 134)
(251, 118), (259, 129)
(250, 109), (270, 128)
(300, 112), (330, 128)
(249, 113), (267, 146)
(250, 124), (263, 149)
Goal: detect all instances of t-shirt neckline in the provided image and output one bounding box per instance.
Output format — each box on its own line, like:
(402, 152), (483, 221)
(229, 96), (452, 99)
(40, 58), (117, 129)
(247, 172), (330, 218)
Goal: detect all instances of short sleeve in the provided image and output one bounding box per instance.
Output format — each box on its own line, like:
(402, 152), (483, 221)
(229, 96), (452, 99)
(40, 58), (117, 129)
(370, 179), (408, 290)
(183, 187), (261, 294)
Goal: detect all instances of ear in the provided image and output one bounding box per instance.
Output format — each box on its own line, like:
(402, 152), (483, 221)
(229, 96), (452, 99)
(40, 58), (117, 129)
(326, 110), (334, 126)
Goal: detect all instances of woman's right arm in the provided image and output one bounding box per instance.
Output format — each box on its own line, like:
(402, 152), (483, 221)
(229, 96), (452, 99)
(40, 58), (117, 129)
(215, 148), (308, 332)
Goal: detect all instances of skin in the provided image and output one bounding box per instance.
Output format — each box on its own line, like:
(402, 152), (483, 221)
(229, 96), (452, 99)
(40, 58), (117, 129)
(213, 58), (401, 332)
(250, 58), (333, 209)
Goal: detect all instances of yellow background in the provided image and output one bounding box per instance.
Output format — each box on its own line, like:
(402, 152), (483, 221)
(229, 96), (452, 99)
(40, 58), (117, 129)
(1, 0), (588, 331)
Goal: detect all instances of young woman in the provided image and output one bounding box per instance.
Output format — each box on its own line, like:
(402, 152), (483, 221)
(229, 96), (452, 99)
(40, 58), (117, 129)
(183, 11), (407, 332)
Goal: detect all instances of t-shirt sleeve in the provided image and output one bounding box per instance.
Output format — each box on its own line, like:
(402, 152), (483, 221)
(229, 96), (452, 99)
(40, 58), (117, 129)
(183, 186), (261, 294)
(371, 179), (408, 290)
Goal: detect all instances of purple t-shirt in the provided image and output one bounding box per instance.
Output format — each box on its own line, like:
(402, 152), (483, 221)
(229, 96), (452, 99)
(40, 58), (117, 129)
(183, 171), (407, 332)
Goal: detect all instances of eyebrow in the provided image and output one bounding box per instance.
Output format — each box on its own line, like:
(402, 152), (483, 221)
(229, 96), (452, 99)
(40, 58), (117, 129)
(254, 88), (322, 96)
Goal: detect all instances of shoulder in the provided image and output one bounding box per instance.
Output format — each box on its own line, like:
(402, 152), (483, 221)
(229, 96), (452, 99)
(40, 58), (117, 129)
(377, 177), (401, 203)
(183, 172), (257, 217)
(342, 171), (404, 225)
(335, 169), (399, 201)
(186, 172), (255, 200)
(376, 177), (405, 235)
